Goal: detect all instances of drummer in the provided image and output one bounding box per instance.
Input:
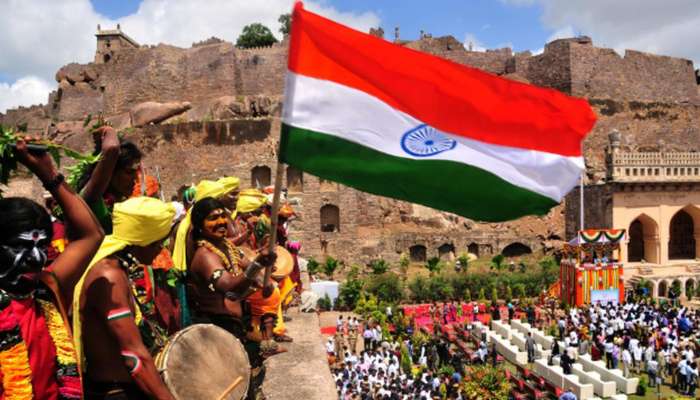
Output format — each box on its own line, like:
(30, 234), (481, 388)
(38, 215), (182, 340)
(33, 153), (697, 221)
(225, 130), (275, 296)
(74, 197), (176, 399)
(186, 197), (277, 366)
(234, 189), (291, 348)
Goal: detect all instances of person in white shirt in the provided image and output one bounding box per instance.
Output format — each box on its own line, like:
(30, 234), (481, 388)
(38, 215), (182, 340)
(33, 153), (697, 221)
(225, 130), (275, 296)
(622, 348), (632, 377)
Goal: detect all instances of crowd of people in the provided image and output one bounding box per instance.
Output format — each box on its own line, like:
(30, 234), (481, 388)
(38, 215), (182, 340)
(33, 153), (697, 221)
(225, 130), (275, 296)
(0, 127), (303, 399)
(552, 300), (700, 396)
(328, 315), (467, 400)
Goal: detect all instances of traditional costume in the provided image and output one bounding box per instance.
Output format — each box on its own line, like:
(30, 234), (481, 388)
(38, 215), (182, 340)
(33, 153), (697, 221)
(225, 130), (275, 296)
(72, 197), (175, 397)
(0, 273), (81, 399)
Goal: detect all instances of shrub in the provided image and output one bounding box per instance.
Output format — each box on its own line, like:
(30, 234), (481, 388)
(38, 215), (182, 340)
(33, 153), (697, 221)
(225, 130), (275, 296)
(478, 288), (486, 301)
(490, 287), (499, 304)
(457, 253), (470, 273)
(365, 272), (404, 303)
(338, 276), (364, 310)
(429, 275), (454, 301)
(317, 293), (332, 311)
(323, 256), (340, 279)
(515, 283), (526, 300)
(399, 253), (410, 278)
(461, 365), (510, 400)
(464, 288), (472, 302)
(400, 343), (412, 374)
(505, 286), (513, 303)
(369, 259), (389, 275)
(490, 254), (505, 271)
(425, 257), (443, 275)
(307, 257), (320, 275)
(408, 276), (432, 303)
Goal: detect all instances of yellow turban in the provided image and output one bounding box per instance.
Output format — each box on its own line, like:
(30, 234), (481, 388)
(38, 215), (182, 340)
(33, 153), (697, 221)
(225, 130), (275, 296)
(236, 189), (268, 214)
(173, 177), (239, 271)
(73, 197), (175, 372)
(217, 176), (240, 195)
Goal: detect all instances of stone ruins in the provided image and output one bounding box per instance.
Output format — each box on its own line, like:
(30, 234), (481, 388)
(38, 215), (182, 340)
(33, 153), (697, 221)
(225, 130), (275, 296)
(2, 25), (699, 265)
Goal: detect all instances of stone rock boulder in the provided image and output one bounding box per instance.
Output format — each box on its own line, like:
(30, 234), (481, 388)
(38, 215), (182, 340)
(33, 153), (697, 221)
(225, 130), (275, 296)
(55, 63), (99, 84)
(130, 101), (191, 127)
(209, 95), (281, 120)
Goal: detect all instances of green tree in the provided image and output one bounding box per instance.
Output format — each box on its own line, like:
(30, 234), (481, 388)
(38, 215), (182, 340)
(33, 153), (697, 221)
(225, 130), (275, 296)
(490, 287), (499, 303)
(278, 13), (291, 36)
(478, 288), (486, 301)
(518, 262), (527, 273)
(236, 23), (278, 48)
(369, 259), (389, 275)
(365, 273), (403, 303)
(408, 276), (431, 302)
(490, 254), (505, 271)
(515, 283), (526, 300)
(322, 256), (339, 279)
(425, 257), (443, 276)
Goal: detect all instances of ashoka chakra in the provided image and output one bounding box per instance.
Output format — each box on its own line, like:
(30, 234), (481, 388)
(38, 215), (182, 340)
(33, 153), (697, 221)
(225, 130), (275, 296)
(401, 124), (457, 157)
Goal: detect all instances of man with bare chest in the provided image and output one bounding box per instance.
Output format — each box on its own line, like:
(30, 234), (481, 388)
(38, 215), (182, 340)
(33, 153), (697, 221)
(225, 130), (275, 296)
(74, 197), (176, 399)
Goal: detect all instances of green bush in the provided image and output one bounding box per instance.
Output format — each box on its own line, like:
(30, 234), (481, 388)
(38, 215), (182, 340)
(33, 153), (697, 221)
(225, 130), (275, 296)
(400, 343), (412, 374)
(425, 257), (443, 275)
(365, 272), (403, 303)
(429, 275), (454, 301)
(307, 257), (320, 275)
(369, 259), (389, 275)
(505, 286), (513, 303)
(338, 276), (364, 310)
(408, 276), (432, 303)
(323, 256), (340, 279)
(490, 287), (499, 303)
(317, 293), (332, 311)
(478, 288), (486, 301)
(464, 288), (472, 302)
(490, 254), (505, 271)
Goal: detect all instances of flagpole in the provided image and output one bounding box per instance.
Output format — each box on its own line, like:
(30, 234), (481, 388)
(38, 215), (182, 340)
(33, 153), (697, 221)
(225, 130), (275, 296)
(263, 161), (284, 295)
(579, 171), (584, 232)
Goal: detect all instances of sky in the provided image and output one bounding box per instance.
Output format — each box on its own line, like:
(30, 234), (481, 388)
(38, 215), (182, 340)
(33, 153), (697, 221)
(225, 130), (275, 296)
(1, 0), (699, 113)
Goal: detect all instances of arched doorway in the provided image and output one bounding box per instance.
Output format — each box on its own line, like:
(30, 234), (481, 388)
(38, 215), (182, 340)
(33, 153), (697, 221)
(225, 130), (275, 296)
(658, 280), (668, 297)
(438, 243), (455, 260)
(669, 210), (696, 259)
(320, 204), (340, 232)
(501, 242), (532, 257)
(627, 214), (659, 263)
(251, 165), (271, 187)
(686, 279), (695, 300)
(410, 245), (427, 263)
(628, 220), (644, 262)
(467, 242), (479, 258)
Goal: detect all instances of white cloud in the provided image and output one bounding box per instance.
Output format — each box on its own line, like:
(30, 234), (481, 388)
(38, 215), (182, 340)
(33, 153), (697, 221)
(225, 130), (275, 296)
(506, 0), (700, 65)
(463, 33), (486, 52)
(0, 0), (380, 112)
(0, 76), (53, 113)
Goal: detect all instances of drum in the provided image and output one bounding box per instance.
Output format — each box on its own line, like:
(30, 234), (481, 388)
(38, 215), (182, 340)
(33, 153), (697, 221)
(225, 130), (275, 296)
(240, 245), (294, 280)
(155, 324), (250, 400)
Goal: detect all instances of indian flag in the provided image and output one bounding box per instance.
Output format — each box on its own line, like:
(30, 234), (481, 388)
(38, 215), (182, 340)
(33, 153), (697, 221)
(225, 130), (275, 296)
(280, 2), (596, 222)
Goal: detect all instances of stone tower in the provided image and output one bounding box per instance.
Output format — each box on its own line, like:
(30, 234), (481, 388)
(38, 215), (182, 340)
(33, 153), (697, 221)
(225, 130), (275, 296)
(95, 24), (139, 64)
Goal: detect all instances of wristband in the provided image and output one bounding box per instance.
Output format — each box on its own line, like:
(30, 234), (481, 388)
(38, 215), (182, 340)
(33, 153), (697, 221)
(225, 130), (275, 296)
(42, 173), (64, 192)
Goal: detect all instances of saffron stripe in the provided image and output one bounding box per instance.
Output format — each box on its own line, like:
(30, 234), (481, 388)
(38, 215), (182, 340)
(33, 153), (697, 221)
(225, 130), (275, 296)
(288, 2), (596, 156)
(107, 308), (132, 321)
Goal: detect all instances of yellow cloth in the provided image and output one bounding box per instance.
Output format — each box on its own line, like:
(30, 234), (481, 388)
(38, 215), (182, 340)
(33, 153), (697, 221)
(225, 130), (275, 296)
(72, 197), (175, 372)
(172, 178), (239, 271)
(236, 189), (267, 214)
(274, 276), (297, 335)
(217, 176), (240, 194)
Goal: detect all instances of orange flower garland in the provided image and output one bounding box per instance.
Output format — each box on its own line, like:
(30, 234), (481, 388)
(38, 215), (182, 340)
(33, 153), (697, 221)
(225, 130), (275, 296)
(38, 300), (77, 366)
(0, 341), (33, 399)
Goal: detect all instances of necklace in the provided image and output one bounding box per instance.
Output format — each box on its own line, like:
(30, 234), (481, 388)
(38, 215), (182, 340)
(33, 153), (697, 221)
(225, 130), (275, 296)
(197, 239), (242, 274)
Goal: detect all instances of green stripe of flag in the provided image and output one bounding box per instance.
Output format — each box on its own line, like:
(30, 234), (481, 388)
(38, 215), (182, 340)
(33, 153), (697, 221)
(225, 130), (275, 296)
(279, 124), (558, 222)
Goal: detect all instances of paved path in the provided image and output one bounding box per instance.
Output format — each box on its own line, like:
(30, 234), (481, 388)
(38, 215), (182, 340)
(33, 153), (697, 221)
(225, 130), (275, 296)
(262, 307), (336, 400)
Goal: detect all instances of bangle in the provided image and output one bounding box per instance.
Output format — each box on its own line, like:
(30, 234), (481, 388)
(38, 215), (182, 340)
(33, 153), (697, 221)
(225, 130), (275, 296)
(42, 173), (64, 192)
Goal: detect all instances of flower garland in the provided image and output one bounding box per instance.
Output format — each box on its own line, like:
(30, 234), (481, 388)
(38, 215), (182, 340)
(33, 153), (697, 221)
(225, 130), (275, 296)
(38, 299), (81, 399)
(0, 291), (33, 399)
(197, 239), (242, 274)
(0, 289), (82, 399)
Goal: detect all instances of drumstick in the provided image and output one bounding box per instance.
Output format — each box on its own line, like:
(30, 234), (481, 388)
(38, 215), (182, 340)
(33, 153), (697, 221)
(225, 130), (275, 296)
(217, 376), (244, 400)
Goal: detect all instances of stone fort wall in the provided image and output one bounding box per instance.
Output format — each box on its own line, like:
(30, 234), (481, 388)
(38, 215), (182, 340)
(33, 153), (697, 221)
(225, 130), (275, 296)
(1, 30), (699, 263)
